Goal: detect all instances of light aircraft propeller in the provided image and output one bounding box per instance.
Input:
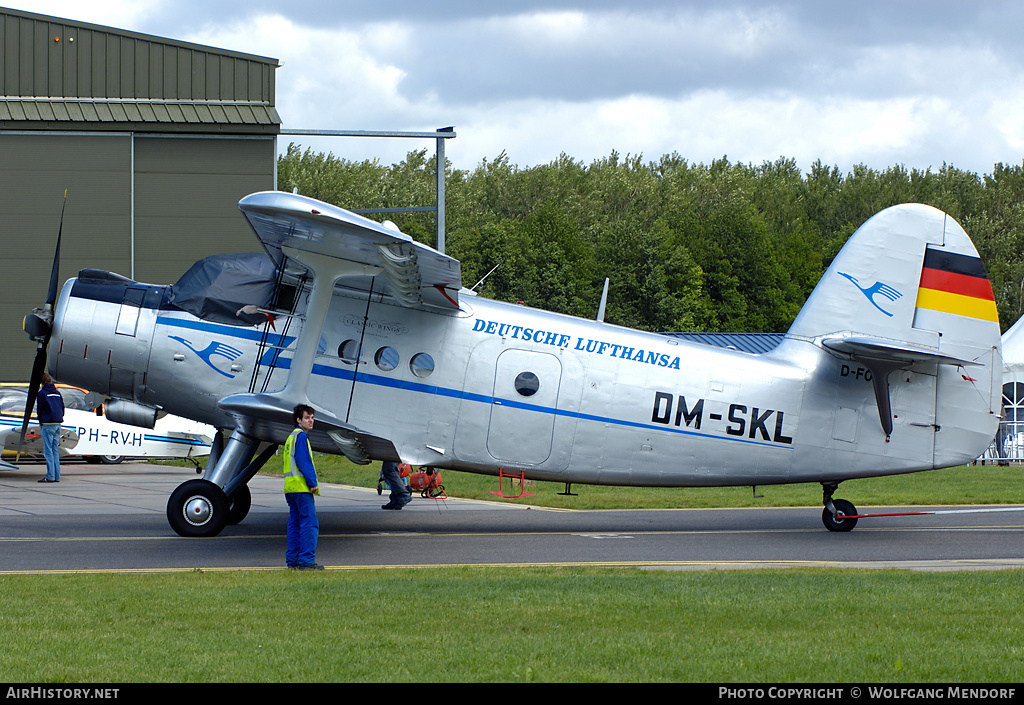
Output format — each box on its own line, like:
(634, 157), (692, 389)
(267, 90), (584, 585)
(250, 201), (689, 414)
(19, 190), (67, 460)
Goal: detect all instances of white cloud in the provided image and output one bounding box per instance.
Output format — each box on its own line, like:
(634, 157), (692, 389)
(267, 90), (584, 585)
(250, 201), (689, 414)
(2, 1), (1023, 174)
(6, 0), (161, 33)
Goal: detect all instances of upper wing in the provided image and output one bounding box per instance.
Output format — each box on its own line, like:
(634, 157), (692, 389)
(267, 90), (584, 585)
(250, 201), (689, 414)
(238, 191), (462, 311)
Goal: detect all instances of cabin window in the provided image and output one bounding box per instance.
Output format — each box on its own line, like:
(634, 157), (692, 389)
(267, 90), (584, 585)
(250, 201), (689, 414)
(374, 346), (399, 372)
(338, 339), (361, 364)
(410, 353), (435, 378)
(58, 387), (90, 411)
(514, 371), (540, 397)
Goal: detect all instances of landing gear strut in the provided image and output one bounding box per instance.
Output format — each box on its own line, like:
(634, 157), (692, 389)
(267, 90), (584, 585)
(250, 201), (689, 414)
(821, 483), (858, 532)
(166, 429), (278, 537)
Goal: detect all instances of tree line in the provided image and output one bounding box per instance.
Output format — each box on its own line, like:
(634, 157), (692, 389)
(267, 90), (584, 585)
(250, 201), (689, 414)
(278, 143), (1024, 334)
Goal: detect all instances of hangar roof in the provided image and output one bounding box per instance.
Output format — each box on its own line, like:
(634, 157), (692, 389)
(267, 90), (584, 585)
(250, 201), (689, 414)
(0, 98), (280, 131)
(0, 7), (281, 133)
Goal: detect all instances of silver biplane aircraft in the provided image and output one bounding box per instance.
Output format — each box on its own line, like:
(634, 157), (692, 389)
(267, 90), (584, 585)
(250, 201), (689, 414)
(21, 192), (1002, 536)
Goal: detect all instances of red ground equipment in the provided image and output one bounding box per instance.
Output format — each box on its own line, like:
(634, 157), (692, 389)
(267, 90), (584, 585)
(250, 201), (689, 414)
(377, 463), (445, 499)
(409, 467), (446, 498)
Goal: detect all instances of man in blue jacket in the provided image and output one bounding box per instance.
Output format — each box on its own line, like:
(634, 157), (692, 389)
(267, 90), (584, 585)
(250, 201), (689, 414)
(36, 373), (65, 483)
(283, 404), (323, 570)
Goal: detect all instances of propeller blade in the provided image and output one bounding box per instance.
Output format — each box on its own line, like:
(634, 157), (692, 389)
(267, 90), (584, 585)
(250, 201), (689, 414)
(17, 345), (48, 460)
(19, 190), (67, 459)
(46, 190), (67, 305)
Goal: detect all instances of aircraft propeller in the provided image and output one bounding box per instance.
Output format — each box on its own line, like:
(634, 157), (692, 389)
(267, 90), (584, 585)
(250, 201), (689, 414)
(18, 191), (67, 459)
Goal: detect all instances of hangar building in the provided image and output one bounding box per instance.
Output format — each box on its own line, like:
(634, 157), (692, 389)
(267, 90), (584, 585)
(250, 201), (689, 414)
(0, 7), (280, 373)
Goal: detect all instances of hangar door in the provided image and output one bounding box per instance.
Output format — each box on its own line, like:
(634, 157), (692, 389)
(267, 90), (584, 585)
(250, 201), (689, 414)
(0, 133), (275, 377)
(0, 133), (132, 376)
(132, 135), (275, 284)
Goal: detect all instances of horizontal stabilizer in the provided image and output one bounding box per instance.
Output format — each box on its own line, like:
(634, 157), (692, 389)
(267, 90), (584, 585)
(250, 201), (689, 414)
(238, 191), (462, 311)
(822, 336), (978, 368)
(0, 428), (18, 469)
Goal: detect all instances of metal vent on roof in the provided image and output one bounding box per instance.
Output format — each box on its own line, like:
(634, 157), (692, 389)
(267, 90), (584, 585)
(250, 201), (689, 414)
(661, 332), (786, 354)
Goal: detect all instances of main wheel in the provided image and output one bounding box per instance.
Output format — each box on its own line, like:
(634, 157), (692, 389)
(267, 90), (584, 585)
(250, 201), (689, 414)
(822, 498), (858, 532)
(226, 484), (252, 525)
(167, 479), (228, 537)
(99, 455), (124, 464)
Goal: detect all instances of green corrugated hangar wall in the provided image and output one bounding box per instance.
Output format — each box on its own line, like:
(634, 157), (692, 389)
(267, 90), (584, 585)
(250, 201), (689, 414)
(0, 8), (281, 376)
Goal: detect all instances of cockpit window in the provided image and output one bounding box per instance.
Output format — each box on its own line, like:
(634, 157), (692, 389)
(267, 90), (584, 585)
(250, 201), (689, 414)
(59, 387), (90, 410)
(0, 389), (27, 415)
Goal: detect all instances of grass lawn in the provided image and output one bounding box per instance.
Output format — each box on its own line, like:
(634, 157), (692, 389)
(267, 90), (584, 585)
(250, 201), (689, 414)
(8, 458), (1018, 683)
(1, 568), (1022, 682)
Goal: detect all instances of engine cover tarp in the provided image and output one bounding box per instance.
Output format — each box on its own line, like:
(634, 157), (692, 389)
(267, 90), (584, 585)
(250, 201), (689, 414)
(169, 253), (278, 326)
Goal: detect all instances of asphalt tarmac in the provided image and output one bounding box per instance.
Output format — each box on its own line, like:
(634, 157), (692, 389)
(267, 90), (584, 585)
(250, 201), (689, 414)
(2, 461), (1024, 574)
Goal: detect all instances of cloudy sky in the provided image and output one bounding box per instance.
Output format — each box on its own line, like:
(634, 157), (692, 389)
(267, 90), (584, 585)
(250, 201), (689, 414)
(6, 1), (1024, 175)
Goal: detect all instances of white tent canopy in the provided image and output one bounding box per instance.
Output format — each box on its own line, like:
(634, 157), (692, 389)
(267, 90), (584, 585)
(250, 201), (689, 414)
(988, 316), (1024, 462)
(1003, 316), (1024, 384)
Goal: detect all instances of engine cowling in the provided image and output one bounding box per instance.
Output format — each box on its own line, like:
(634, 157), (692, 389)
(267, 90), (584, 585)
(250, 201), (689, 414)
(51, 270), (164, 405)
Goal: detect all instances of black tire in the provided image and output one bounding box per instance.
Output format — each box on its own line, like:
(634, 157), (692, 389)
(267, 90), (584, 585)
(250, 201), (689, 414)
(226, 484), (252, 526)
(99, 455), (124, 464)
(822, 499), (858, 532)
(167, 479), (228, 537)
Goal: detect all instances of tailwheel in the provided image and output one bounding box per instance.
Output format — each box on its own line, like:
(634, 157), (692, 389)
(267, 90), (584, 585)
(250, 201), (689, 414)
(167, 479), (228, 537)
(822, 498), (859, 532)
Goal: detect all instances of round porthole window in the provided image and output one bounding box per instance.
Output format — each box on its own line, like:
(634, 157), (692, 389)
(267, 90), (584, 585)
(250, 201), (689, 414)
(338, 339), (361, 364)
(374, 346), (399, 372)
(410, 352), (435, 378)
(514, 371), (540, 397)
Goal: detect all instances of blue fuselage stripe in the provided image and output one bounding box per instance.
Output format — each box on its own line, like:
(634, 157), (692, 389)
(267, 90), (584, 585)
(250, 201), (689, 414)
(156, 320), (789, 452)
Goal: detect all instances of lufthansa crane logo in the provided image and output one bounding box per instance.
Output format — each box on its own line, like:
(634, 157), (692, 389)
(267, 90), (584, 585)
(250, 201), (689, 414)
(169, 336), (243, 378)
(838, 272), (902, 317)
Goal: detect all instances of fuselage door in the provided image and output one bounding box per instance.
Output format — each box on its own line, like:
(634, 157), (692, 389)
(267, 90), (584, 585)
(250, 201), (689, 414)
(486, 349), (562, 464)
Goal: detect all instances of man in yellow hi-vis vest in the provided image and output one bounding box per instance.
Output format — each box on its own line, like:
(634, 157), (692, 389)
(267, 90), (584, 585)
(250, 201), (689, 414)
(284, 404), (322, 570)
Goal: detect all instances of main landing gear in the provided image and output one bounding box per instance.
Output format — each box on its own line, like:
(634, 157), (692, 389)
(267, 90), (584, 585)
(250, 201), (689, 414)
(166, 430), (277, 537)
(821, 483), (859, 532)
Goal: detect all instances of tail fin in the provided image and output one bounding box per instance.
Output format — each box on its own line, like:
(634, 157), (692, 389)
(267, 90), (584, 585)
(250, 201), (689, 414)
(787, 203), (1001, 466)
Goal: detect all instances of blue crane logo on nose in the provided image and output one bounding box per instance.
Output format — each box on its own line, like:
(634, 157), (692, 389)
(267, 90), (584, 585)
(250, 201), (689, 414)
(838, 272), (902, 317)
(169, 336), (243, 378)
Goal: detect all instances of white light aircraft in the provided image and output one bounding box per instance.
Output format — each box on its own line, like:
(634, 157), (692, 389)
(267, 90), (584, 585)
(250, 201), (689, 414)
(21, 192), (1002, 535)
(0, 384), (213, 465)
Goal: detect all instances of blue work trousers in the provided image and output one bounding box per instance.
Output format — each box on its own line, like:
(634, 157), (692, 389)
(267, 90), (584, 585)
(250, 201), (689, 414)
(382, 461), (411, 507)
(285, 491), (319, 567)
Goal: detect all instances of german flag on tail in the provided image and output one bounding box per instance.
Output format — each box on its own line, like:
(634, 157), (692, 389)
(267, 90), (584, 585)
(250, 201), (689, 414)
(915, 247), (998, 323)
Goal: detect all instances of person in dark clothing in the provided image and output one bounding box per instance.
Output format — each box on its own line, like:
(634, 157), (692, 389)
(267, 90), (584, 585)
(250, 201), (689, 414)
(36, 373), (65, 483)
(381, 460), (412, 510)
